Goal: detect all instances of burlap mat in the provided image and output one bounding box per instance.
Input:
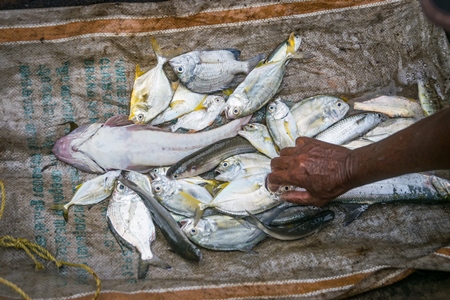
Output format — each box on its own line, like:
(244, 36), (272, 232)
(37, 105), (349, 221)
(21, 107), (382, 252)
(1, 0), (450, 299)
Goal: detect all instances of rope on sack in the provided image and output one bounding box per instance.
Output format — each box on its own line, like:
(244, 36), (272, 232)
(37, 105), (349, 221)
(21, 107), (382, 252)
(0, 180), (102, 300)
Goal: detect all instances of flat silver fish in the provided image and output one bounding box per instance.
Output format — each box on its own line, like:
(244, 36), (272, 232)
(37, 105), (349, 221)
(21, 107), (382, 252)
(266, 98), (298, 149)
(169, 49), (265, 94)
(238, 123), (279, 159)
(107, 173), (171, 279)
(214, 153), (271, 182)
(353, 95), (423, 119)
(52, 114), (251, 173)
(290, 95), (349, 137)
(181, 215), (266, 252)
(51, 170), (121, 221)
(129, 37), (178, 124)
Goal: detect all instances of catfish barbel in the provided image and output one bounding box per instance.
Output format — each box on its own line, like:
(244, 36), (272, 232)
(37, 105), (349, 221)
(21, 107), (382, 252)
(52, 114), (251, 174)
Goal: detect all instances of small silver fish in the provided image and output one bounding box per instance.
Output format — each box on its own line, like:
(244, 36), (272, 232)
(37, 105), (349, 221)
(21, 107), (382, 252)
(170, 95), (226, 132)
(107, 174), (171, 279)
(265, 32), (302, 63)
(129, 37), (178, 124)
(214, 153), (271, 182)
(353, 95), (423, 119)
(169, 49), (265, 94)
(266, 98), (298, 149)
(290, 95), (349, 137)
(51, 170), (121, 221)
(181, 215), (266, 252)
(238, 123), (279, 159)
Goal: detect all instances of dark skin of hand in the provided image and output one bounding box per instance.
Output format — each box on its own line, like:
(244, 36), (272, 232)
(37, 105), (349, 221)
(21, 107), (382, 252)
(267, 107), (450, 206)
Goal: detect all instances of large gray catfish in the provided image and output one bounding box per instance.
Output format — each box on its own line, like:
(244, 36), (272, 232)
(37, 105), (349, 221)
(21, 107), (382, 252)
(52, 114), (251, 173)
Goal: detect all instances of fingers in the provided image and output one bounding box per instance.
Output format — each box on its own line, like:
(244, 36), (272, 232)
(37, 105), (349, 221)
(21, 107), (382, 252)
(279, 191), (331, 207)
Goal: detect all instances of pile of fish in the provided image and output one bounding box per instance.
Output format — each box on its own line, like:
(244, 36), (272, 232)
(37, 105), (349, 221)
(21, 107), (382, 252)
(51, 33), (450, 277)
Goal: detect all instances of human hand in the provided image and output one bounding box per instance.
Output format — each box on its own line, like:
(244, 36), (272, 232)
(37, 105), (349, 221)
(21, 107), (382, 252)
(267, 137), (353, 206)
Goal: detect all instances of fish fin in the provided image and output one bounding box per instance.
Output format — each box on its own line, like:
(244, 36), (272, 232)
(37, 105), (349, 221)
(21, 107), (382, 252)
(58, 121), (79, 132)
(146, 255), (172, 271)
(178, 191), (202, 206)
(237, 245), (258, 254)
(243, 76), (260, 94)
(135, 64), (145, 79)
(169, 100), (187, 109)
(138, 259), (150, 279)
(193, 206), (205, 227)
(150, 36), (182, 64)
(188, 129), (198, 133)
(104, 115), (134, 127)
(50, 204), (70, 222)
(339, 203), (371, 226)
(75, 183), (83, 191)
(192, 95), (208, 111)
(245, 53), (266, 73)
(171, 81), (179, 91)
(222, 88), (234, 97)
(223, 48), (241, 60)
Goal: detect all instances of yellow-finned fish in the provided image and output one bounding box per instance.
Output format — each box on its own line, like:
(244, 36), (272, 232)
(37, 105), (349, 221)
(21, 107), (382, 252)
(238, 123), (279, 159)
(265, 98), (298, 149)
(51, 170), (121, 221)
(224, 33), (305, 119)
(129, 37), (179, 124)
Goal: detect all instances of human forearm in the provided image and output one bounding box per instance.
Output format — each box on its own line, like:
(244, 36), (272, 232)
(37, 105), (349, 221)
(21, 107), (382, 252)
(346, 107), (450, 189)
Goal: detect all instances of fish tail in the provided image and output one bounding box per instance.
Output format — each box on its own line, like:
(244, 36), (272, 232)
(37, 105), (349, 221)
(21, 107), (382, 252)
(50, 204), (70, 222)
(245, 53), (266, 73)
(137, 259), (150, 279)
(193, 205), (206, 226)
(150, 36), (182, 65)
(146, 255), (172, 270)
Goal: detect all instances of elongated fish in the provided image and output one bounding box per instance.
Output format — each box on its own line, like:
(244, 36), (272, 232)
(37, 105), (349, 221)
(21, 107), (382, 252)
(214, 153), (271, 182)
(246, 210), (334, 241)
(119, 176), (203, 262)
(362, 118), (416, 142)
(353, 95), (423, 119)
(107, 173), (171, 279)
(169, 49), (265, 94)
(332, 173), (450, 225)
(51, 170), (121, 221)
(166, 135), (257, 179)
(52, 114), (251, 174)
(224, 33), (304, 119)
(290, 95), (349, 137)
(314, 112), (387, 145)
(266, 98), (298, 149)
(129, 37), (179, 124)
(238, 123), (279, 158)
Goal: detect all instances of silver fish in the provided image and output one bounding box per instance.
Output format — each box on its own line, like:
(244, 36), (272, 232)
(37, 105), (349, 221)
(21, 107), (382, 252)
(107, 174), (171, 279)
(238, 123), (279, 159)
(266, 98), (298, 149)
(181, 215), (266, 252)
(265, 32), (302, 63)
(51, 170), (121, 221)
(129, 37), (177, 124)
(290, 95), (349, 137)
(199, 173), (280, 217)
(214, 153), (271, 182)
(314, 112), (387, 145)
(151, 84), (208, 126)
(170, 95), (226, 132)
(169, 49), (265, 94)
(362, 118), (416, 142)
(151, 173), (213, 217)
(166, 136), (257, 179)
(52, 114), (251, 173)
(353, 95), (424, 119)
(224, 34), (303, 119)
(418, 80), (441, 116)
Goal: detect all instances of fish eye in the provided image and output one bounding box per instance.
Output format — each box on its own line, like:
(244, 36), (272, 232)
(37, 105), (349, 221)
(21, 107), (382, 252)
(337, 102), (341, 107)
(233, 108), (240, 115)
(190, 228), (197, 234)
(117, 183), (125, 191)
(137, 114), (145, 122)
(154, 186), (161, 192)
(268, 105), (275, 111)
(283, 186), (290, 191)
(248, 124), (255, 129)
(173, 174), (178, 179)
(177, 66), (184, 73)
(223, 162), (228, 167)
(215, 97), (221, 103)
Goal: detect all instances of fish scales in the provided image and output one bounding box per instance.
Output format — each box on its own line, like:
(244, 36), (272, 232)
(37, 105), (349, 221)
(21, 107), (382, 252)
(314, 112), (387, 145)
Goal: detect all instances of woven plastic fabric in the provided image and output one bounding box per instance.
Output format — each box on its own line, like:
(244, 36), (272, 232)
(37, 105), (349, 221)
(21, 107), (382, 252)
(1, 0), (450, 299)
